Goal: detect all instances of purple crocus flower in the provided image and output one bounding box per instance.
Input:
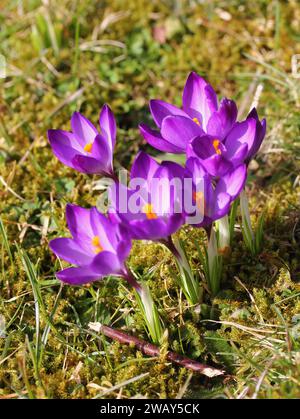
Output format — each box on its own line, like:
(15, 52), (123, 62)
(139, 71), (238, 154)
(49, 204), (138, 288)
(48, 104), (117, 177)
(187, 117), (257, 177)
(109, 152), (185, 240)
(184, 158), (246, 227)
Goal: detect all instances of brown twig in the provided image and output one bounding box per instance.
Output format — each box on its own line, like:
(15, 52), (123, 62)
(89, 322), (224, 378)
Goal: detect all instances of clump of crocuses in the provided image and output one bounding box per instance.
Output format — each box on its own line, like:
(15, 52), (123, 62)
(48, 71), (266, 343)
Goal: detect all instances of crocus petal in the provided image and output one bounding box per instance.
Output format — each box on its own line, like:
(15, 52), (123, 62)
(48, 129), (82, 150)
(130, 151), (160, 183)
(49, 237), (93, 265)
(160, 160), (185, 180)
(72, 155), (110, 175)
(247, 107), (260, 122)
(117, 236), (132, 262)
(150, 176), (172, 216)
(161, 115), (203, 150)
(211, 192), (231, 221)
(99, 104), (116, 149)
(91, 134), (113, 173)
(139, 123), (183, 153)
(150, 162), (185, 216)
(107, 211), (122, 225)
(183, 159), (213, 226)
(109, 182), (146, 223)
(182, 72), (218, 129)
(198, 154), (232, 177)
(262, 119), (266, 135)
(160, 214), (184, 238)
(71, 112), (98, 147)
(206, 98), (238, 139)
(66, 204), (94, 242)
(127, 215), (183, 241)
(89, 207), (117, 252)
(246, 108), (267, 160)
(185, 156), (207, 179)
(216, 164), (247, 200)
(249, 117), (266, 157)
(91, 251), (123, 275)
(48, 130), (82, 170)
(227, 143), (248, 168)
(150, 99), (189, 128)
(56, 266), (101, 285)
(225, 119), (257, 157)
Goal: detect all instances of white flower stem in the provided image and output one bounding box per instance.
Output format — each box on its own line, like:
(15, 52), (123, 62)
(216, 214), (230, 256)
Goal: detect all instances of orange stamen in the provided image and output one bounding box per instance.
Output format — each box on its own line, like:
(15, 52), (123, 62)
(91, 235), (103, 254)
(213, 139), (222, 155)
(192, 117), (201, 126)
(193, 191), (205, 212)
(84, 142), (93, 153)
(142, 203), (157, 220)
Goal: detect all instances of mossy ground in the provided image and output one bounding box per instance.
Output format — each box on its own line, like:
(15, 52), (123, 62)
(0, 0), (300, 399)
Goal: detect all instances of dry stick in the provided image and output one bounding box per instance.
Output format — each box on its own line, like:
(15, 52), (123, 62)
(89, 322), (224, 378)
